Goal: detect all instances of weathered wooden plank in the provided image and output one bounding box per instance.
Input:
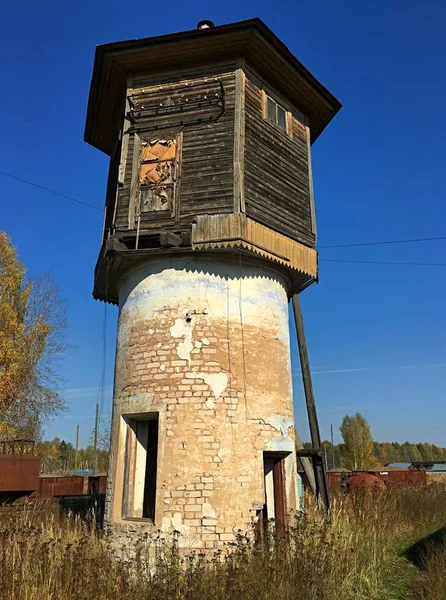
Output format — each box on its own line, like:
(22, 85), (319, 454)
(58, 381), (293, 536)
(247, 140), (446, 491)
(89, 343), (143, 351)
(128, 133), (141, 229)
(233, 63), (246, 214)
(132, 61), (237, 88)
(114, 68), (236, 227)
(243, 73), (314, 247)
(305, 119), (317, 237)
(191, 214), (317, 277)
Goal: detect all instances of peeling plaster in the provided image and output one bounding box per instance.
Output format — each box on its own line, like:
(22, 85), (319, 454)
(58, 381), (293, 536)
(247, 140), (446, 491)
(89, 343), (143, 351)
(161, 513), (204, 549)
(170, 318), (194, 363)
(202, 502), (216, 518)
(123, 392), (153, 405)
(185, 372), (228, 402)
(269, 416), (294, 436)
(265, 416), (295, 452)
(109, 257), (299, 547)
(161, 513), (191, 539)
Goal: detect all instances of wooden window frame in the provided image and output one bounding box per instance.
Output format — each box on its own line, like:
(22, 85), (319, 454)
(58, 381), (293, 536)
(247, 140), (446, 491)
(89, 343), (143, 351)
(129, 131), (183, 229)
(261, 90), (292, 138)
(122, 414), (159, 523)
(262, 451), (289, 530)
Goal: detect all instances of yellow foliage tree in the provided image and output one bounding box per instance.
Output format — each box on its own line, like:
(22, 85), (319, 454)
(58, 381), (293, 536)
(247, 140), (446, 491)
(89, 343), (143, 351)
(0, 232), (66, 440)
(340, 413), (377, 470)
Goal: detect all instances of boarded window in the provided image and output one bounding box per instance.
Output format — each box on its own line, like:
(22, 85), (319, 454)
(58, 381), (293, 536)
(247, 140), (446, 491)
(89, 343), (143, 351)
(139, 139), (177, 214)
(123, 416), (159, 521)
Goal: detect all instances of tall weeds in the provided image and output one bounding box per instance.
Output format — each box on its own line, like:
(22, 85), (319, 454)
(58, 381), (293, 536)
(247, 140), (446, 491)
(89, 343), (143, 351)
(0, 486), (445, 600)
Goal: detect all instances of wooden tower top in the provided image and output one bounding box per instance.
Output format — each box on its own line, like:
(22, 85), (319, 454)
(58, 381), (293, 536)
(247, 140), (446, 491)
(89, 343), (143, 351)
(85, 19), (340, 154)
(85, 18), (341, 304)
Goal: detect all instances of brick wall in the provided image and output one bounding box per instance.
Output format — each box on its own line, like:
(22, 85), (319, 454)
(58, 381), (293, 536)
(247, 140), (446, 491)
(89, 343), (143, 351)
(106, 255), (298, 550)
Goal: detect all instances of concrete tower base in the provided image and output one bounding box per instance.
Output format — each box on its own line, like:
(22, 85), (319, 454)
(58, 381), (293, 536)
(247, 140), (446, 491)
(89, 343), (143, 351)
(105, 254), (298, 550)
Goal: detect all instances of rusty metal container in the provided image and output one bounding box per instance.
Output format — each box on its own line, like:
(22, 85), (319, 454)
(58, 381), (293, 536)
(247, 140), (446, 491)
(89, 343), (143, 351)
(0, 455), (40, 493)
(310, 469), (427, 494)
(38, 476), (87, 498)
(37, 474), (108, 499)
(0, 440), (40, 498)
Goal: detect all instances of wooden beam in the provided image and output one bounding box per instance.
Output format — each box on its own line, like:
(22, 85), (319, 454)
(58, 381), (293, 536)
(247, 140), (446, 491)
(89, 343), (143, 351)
(295, 431), (317, 496)
(295, 448), (323, 458)
(233, 62), (246, 214)
(292, 293), (330, 512)
(128, 133), (141, 229)
(305, 117), (317, 238)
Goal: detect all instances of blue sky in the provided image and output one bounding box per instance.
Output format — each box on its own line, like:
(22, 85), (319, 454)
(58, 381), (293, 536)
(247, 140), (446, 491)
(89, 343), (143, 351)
(1, 0), (445, 447)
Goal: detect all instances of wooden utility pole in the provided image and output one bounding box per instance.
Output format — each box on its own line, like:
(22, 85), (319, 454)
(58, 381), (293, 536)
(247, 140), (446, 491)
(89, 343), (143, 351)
(74, 424), (79, 472)
(292, 294), (330, 512)
(331, 423), (335, 470)
(93, 403), (99, 473)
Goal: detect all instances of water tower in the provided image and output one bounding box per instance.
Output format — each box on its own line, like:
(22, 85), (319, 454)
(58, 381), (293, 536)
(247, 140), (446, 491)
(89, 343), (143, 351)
(85, 18), (340, 550)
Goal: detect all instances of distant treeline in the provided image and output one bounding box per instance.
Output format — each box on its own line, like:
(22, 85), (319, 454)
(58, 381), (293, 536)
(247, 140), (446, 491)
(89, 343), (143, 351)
(305, 441), (446, 471)
(37, 438), (109, 474)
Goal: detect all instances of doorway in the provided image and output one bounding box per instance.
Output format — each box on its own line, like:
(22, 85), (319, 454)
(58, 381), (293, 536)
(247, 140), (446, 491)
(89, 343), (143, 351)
(262, 452), (287, 528)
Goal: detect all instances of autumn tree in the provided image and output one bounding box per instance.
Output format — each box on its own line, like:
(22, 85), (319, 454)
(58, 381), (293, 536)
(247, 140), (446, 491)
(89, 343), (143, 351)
(0, 232), (67, 440)
(340, 412), (377, 470)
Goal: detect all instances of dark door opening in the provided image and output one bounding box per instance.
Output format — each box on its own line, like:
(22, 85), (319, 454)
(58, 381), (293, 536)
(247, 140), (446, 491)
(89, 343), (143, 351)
(262, 452), (287, 530)
(123, 415), (159, 521)
(142, 418), (158, 520)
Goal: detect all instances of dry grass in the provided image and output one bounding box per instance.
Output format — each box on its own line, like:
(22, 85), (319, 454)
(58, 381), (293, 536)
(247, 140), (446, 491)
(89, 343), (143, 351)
(1, 486), (446, 600)
(409, 547), (446, 600)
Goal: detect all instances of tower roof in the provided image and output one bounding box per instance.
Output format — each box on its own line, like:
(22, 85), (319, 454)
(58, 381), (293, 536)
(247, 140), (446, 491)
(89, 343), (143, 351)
(84, 18), (341, 155)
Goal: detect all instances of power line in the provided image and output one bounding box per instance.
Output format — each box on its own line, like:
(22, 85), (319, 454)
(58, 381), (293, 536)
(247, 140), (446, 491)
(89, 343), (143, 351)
(320, 235), (446, 248)
(0, 170), (103, 212)
(2, 169), (446, 259)
(320, 258), (446, 267)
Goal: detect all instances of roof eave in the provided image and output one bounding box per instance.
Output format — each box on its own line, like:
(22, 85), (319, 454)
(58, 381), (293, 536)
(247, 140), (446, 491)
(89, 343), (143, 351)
(84, 18), (341, 154)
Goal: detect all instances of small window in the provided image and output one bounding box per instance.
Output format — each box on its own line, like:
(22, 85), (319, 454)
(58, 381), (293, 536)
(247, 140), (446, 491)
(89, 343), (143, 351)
(265, 95), (288, 133)
(122, 416), (159, 521)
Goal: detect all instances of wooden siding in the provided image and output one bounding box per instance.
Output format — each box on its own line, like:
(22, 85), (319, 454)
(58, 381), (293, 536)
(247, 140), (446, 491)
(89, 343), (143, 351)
(192, 214), (317, 278)
(113, 63), (236, 231)
(115, 133), (134, 229)
(244, 70), (315, 248)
